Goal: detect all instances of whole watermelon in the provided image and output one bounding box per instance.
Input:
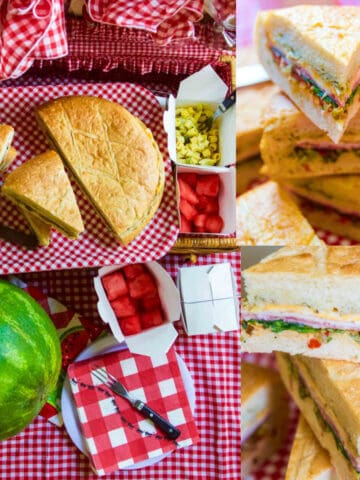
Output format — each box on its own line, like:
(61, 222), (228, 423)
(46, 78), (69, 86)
(0, 281), (61, 440)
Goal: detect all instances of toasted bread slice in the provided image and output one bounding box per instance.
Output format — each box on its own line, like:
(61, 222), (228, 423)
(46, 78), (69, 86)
(2, 150), (84, 239)
(19, 206), (51, 246)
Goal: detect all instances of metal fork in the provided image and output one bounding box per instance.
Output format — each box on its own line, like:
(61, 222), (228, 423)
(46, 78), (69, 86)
(92, 367), (181, 440)
(202, 89), (236, 131)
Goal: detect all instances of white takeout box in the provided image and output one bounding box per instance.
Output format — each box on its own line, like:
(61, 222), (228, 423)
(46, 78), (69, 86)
(176, 164), (236, 235)
(177, 263), (239, 335)
(94, 262), (181, 357)
(163, 64), (236, 168)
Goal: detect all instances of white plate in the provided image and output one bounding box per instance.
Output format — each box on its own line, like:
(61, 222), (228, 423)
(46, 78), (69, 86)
(61, 336), (196, 470)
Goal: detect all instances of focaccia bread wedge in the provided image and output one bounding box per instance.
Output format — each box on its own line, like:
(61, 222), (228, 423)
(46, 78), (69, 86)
(242, 246), (360, 361)
(286, 415), (338, 480)
(35, 95), (165, 245)
(236, 181), (323, 246)
(0, 125), (14, 170)
(261, 93), (360, 179)
(0, 146), (17, 172)
(255, 6), (360, 143)
(2, 150), (84, 239)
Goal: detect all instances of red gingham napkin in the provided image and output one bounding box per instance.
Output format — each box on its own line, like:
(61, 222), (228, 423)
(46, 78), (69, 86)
(86, 0), (204, 45)
(68, 347), (199, 475)
(0, 0), (67, 80)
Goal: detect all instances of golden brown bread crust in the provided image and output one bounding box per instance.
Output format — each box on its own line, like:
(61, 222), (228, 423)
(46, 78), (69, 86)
(19, 206), (51, 246)
(247, 246), (360, 276)
(236, 83), (279, 163)
(242, 361), (282, 405)
(2, 150), (84, 238)
(0, 124), (14, 164)
(35, 95), (165, 245)
(0, 146), (17, 172)
(286, 415), (335, 480)
(236, 181), (323, 246)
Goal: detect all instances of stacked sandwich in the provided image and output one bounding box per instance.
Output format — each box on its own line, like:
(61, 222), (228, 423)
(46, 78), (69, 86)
(237, 5), (360, 244)
(241, 246), (360, 479)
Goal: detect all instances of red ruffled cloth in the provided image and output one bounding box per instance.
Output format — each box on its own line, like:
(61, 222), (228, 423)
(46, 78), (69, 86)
(0, 0), (67, 80)
(84, 0), (204, 45)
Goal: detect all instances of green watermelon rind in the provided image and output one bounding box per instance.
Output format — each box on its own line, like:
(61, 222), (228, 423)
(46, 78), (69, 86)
(0, 280), (61, 440)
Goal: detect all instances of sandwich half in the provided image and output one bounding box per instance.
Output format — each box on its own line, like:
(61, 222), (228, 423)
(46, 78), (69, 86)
(284, 175), (360, 218)
(255, 6), (360, 143)
(261, 93), (360, 179)
(286, 415), (338, 480)
(2, 150), (84, 239)
(19, 206), (52, 247)
(35, 95), (165, 245)
(241, 246), (360, 361)
(236, 181), (323, 246)
(0, 125), (14, 169)
(277, 353), (360, 480)
(241, 362), (288, 478)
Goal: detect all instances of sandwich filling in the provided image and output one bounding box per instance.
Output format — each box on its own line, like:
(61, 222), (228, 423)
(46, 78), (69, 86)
(286, 356), (360, 472)
(269, 45), (360, 117)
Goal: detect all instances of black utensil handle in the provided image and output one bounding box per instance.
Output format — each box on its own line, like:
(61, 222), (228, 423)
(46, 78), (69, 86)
(135, 400), (181, 440)
(220, 90), (236, 112)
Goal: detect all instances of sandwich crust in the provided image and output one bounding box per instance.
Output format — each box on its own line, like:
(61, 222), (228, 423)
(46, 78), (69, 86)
(0, 124), (14, 167)
(2, 150), (84, 238)
(236, 181), (323, 246)
(19, 206), (51, 246)
(277, 353), (360, 480)
(286, 415), (336, 480)
(35, 95), (165, 245)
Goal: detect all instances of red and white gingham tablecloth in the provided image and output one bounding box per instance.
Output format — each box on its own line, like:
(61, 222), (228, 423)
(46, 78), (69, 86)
(0, 252), (240, 480)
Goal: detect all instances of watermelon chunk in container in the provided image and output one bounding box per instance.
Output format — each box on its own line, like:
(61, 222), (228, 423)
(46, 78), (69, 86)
(94, 262), (181, 357)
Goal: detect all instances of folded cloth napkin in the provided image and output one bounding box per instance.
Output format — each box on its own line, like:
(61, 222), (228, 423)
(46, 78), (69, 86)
(68, 347), (199, 475)
(84, 0), (204, 45)
(0, 0), (68, 80)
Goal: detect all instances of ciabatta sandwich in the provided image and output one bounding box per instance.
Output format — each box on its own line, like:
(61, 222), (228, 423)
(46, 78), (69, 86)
(242, 246), (360, 361)
(255, 6), (360, 143)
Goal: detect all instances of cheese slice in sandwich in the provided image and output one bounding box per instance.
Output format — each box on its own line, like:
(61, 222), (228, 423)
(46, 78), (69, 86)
(19, 206), (51, 247)
(35, 95), (165, 245)
(261, 93), (360, 179)
(286, 415), (338, 480)
(236, 83), (279, 163)
(241, 362), (288, 479)
(255, 6), (360, 143)
(2, 150), (84, 239)
(242, 246), (360, 361)
(236, 181), (323, 246)
(283, 175), (360, 218)
(277, 353), (360, 480)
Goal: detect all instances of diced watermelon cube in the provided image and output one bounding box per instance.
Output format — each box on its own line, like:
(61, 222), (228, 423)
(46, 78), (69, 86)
(180, 199), (197, 221)
(178, 178), (199, 205)
(122, 264), (145, 280)
(140, 309), (164, 329)
(128, 273), (157, 299)
(178, 172), (197, 189)
(119, 315), (142, 335)
(205, 215), (224, 233)
(180, 214), (192, 233)
(197, 195), (219, 214)
(102, 272), (128, 301)
(111, 296), (137, 317)
(193, 214), (207, 228)
(196, 174), (220, 197)
(141, 294), (161, 311)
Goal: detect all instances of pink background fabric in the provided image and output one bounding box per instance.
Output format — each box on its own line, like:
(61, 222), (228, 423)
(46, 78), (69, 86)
(237, 0), (358, 48)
